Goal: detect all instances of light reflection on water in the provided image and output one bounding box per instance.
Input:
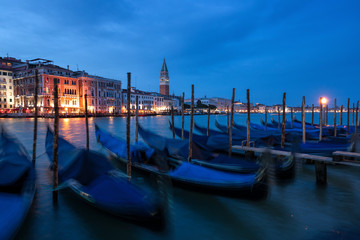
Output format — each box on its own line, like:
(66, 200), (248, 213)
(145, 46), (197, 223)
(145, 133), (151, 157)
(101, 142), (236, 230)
(0, 113), (359, 240)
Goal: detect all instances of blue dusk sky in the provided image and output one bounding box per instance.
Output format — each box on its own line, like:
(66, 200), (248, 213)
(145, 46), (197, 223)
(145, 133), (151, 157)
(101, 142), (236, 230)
(1, 0), (359, 106)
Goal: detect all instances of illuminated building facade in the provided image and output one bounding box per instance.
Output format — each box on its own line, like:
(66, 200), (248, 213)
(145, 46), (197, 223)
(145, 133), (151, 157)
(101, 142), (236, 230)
(122, 88), (180, 113)
(0, 57), (22, 112)
(12, 58), (121, 114)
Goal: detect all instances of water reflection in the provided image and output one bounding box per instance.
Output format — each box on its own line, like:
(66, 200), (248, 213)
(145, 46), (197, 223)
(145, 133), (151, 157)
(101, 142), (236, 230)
(0, 114), (358, 240)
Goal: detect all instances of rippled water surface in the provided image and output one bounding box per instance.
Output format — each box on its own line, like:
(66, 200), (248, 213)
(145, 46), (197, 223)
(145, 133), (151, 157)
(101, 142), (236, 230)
(1, 113), (360, 240)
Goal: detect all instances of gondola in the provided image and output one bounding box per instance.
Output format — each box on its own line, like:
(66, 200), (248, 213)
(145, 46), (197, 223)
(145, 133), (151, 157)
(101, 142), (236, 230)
(95, 124), (267, 197)
(45, 127), (163, 224)
(0, 127), (36, 240)
(193, 122), (225, 136)
(168, 122), (295, 179)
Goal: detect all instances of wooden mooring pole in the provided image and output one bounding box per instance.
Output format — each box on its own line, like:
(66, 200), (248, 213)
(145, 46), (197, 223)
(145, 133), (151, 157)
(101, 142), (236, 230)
(290, 107), (293, 129)
(277, 107), (280, 129)
(171, 105), (175, 139)
(265, 107), (267, 131)
(340, 105), (343, 125)
(302, 96), (306, 143)
(281, 93), (286, 148)
(315, 161), (327, 185)
(319, 97), (323, 141)
(356, 101), (359, 133)
(32, 69), (39, 166)
(325, 104), (328, 125)
(189, 85), (194, 162)
(227, 106), (229, 133)
(229, 88), (235, 156)
(301, 100), (304, 128)
(347, 98), (350, 136)
(181, 92), (184, 140)
(353, 103), (355, 126)
(52, 77), (59, 203)
(311, 104), (314, 126)
(246, 89), (250, 147)
(85, 94), (89, 150)
(334, 98), (337, 137)
(126, 73), (131, 181)
(207, 104), (210, 136)
(135, 95), (139, 142)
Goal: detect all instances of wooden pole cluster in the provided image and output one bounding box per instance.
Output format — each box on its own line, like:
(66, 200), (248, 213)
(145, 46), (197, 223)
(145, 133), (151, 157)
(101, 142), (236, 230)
(281, 93), (286, 148)
(85, 94), (89, 150)
(334, 98), (337, 137)
(135, 95), (139, 142)
(319, 97), (323, 141)
(126, 73), (131, 181)
(207, 104), (210, 136)
(229, 88), (235, 156)
(290, 107), (293, 129)
(347, 98), (350, 136)
(340, 105), (343, 125)
(264, 107), (267, 131)
(171, 105), (175, 139)
(311, 104), (314, 126)
(302, 96), (306, 143)
(181, 92), (185, 140)
(188, 85), (194, 162)
(52, 77), (59, 202)
(246, 89), (250, 147)
(32, 69), (39, 166)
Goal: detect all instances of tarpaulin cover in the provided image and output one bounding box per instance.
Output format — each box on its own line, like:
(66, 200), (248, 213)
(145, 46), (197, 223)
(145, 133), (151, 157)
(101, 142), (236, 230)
(95, 125), (155, 163)
(169, 162), (256, 185)
(0, 130), (31, 187)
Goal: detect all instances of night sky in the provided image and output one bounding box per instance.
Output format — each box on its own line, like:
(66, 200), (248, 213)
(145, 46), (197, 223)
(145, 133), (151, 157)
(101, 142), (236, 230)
(1, 0), (359, 106)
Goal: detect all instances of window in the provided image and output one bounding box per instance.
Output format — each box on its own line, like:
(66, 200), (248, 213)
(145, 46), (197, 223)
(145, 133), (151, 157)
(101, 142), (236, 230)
(10, 99), (12, 102)
(10, 105), (12, 108)
(8, 73), (12, 76)
(2, 72), (7, 76)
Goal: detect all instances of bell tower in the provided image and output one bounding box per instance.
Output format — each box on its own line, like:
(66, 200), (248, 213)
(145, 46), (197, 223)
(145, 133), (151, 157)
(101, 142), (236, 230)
(160, 58), (169, 95)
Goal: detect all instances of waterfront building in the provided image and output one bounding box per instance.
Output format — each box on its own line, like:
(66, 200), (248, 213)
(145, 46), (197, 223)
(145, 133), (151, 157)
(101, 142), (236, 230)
(122, 88), (180, 113)
(76, 71), (121, 114)
(185, 97), (233, 111)
(12, 58), (121, 114)
(159, 58), (169, 95)
(13, 59), (80, 113)
(0, 57), (23, 112)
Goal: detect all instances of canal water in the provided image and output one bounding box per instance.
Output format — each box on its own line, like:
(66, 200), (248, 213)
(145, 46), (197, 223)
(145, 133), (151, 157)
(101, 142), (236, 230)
(1, 113), (360, 240)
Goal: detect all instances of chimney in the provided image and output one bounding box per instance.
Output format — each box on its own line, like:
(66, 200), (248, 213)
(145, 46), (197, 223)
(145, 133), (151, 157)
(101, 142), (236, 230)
(67, 65), (69, 70)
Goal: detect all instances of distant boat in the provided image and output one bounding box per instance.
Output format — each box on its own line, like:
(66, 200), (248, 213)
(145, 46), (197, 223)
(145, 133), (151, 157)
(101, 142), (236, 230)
(45, 127), (164, 224)
(95, 124), (267, 198)
(0, 127), (36, 240)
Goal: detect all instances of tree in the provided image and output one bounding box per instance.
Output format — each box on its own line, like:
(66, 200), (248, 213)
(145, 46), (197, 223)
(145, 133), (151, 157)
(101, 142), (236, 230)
(209, 104), (217, 110)
(196, 100), (208, 108)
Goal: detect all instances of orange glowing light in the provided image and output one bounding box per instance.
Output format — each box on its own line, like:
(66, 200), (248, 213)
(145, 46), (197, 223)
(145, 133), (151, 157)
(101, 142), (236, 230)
(321, 97), (327, 105)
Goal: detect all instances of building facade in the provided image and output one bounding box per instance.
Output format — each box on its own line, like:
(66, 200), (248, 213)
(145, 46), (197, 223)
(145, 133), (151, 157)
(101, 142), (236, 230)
(122, 88), (180, 113)
(11, 58), (121, 114)
(0, 57), (23, 112)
